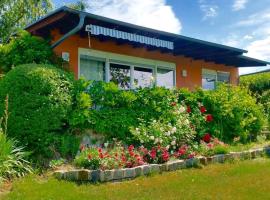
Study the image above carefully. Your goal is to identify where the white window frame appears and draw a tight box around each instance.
[78,48,176,88]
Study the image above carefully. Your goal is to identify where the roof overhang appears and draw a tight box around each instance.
[25,6,270,68]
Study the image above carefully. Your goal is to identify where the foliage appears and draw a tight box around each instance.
[241,73,270,124]
[0,64,75,159]
[0,0,52,43]
[66,0,89,11]
[68,78,92,129]
[49,158,66,169]
[179,84,265,143]
[0,31,62,72]
[139,146,170,164]
[74,144,145,170]
[202,84,265,143]
[130,114,195,150]
[199,138,229,156]
[0,96,32,182]
[87,81,180,142]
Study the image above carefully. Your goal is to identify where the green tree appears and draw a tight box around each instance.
[0,0,52,43]
[67,0,88,11]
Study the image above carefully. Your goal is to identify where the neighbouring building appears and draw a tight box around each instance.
[26,6,269,90]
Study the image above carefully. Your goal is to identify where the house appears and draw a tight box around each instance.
[25,6,269,90]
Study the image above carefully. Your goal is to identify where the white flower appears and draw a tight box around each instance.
[135,128,139,131]
[179,106,185,113]
[153,120,157,123]
[184,119,189,125]
[104,142,109,148]
[154,138,159,144]
[150,136,155,140]
[166,145,170,150]
[171,140,176,146]
[160,139,163,144]
[165,131,171,136]
[171,127,177,133]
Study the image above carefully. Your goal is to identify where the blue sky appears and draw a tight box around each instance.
[53,0,270,74]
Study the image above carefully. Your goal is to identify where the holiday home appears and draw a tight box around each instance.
[26,6,269,90]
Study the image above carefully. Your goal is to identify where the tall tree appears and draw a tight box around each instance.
[0,0,52,43]
[67,0,89,11]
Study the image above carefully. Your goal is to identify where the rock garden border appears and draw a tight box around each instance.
[54,146,270,183]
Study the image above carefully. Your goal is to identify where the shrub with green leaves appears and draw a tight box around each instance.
[0,64,75,159]
[202,84,264,142]
[241,73,270,123]
[0,31,62,72]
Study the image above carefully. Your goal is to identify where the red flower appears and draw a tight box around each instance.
[87,154,92,160]
[150,148,157,159]
[171,102,177,106]
[98,147,102,153]
[200,106,206,113]
[187,106,191,113]
[99,152,104,159]
[188,153,195,159]
[203,133,211,143]
[162,150,170,162]
[129,151,135,157]
[80,144,85,152]
[206,114,213,122]
[128,145,134,152]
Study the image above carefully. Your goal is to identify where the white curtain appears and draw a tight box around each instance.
[80,57,105,81]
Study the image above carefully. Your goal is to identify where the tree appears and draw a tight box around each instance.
[67,0,89,11]
[0,30,62,72]
[0,0,52,43]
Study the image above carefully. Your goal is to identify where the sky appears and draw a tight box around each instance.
[53,0,270,75]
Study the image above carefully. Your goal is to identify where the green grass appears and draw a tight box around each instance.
[2,158,270,200]
[227,141,270,152]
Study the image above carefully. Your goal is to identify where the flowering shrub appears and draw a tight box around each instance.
[139,146,170,164]
[199,138,229,156]
[174,145,196,159]
[130,106,195,150]
[74,145,145,170]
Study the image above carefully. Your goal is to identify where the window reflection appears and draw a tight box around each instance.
[110,63,131,89]
[156,68,174,88]
[134,67,153,88]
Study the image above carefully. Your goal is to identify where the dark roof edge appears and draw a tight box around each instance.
[25,6,247,54]
[238,55,270,65]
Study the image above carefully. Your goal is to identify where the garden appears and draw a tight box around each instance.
[0,31,270,197]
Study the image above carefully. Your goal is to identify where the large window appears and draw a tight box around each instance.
[79,49,176,89]
[157,68,175,88]
[202,69,230,90]
[80,55,105,81]
[134,67,153,88]
[110,63,131,89]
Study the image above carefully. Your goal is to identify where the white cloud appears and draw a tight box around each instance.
[85,0,182,34]
[246,36,270,60]
[232,0,248,11]
[243,35,253,40]
[200,4,218,20]
[235,9,270,27]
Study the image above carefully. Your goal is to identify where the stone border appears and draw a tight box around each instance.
[54,146,270,183]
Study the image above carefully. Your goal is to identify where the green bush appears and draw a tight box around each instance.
[87,82,179,142]
[0,64,75,159]
[202,84,264,142]
[241,73,270,123]
[0,31,62,72]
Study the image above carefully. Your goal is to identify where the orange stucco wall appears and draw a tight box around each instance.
[51,29,239,90]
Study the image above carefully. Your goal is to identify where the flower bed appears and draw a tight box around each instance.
[54,146,270,183]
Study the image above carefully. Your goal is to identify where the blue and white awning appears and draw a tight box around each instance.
[85,24,174,50]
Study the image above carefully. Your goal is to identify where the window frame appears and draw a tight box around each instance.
[202,68,231,90]
[78,48,176,89]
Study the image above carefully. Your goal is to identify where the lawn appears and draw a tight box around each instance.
[1,158,270,200]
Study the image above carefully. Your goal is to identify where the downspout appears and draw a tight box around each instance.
[51,12,86,49]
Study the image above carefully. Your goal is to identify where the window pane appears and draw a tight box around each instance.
[217,72,230,83]
[80,56,105,81]
[110,63,131,89]
[157,68,174,88]
[134,67,153,88]
[202,70,216,90]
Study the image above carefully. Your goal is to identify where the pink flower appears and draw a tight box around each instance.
[128,145,134,152]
